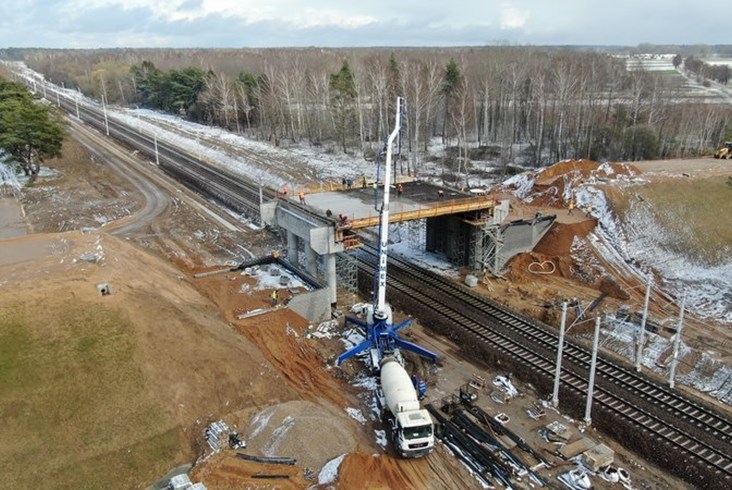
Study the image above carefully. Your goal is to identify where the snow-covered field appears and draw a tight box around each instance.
[0,160,21,195]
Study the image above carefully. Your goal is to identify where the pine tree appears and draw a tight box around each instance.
[0,79,64,183]
[442,58,462,145]
[329,61,357,153]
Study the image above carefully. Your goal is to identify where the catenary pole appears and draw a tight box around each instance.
[102,95,110,136]
[584,316,601,425]
[636,275,652,372]
[669,294,686,389]
[154,133,160,166]
[552,301,568,407]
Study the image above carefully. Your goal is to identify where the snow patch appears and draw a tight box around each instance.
[249,407,275,439]
[345,407,367,424]
[263,415,295,456]
[374,430,387,449]
[318,454,346,485]
[0,160,22,194]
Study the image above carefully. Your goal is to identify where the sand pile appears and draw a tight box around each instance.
[244,400,358,471]
[504,159,639,208]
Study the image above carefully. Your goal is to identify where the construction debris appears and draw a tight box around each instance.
[557,468,592,489]
[493,375,519,398]
[581,443,614,472]
[526,402,546,420]
[544,421,571,443]
[168,474,207,490]
[235,453,296,465]
[204,420,230,452]
[169,474,192,490]
[228,432,246,450]
[559,438,597,459]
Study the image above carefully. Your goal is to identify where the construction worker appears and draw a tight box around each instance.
[361,176,367,188]
[271,289,279,307]
[437,189,445,200]
[397,183,404,197]
[298,191,306,204]
[585,204,593,217]
[568,201,575,215]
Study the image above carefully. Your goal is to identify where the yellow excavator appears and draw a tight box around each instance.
[714,141,732,159]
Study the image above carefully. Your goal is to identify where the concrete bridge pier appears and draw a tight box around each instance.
[287,230,299,267]
[325,253,337,305]
[305,245,318,277]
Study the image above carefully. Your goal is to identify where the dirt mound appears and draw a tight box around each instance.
[244,400,359,471]
[598,275,631,300]
[534,220,597,256]
[190,451,307,489]
[506,252,569,283]
[522,160,640,207]
[337,451,445,489]
[506,252,629,301]
[536,159,638,185]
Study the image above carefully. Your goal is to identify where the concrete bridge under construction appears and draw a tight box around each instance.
[261,180,555,306]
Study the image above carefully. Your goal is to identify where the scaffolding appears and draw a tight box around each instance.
[466,200,510,277]
[453,228,466,266]
[480,224,504,277]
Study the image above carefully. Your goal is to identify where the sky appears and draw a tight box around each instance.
[0,0,727,49]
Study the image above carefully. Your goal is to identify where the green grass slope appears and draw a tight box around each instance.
[0,301,179,489]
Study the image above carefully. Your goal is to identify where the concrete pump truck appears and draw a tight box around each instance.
[336,97,438,458]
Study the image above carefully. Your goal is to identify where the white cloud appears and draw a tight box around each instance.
[1,0,729,48]
[295,10,378,29]
[499,4,529,30]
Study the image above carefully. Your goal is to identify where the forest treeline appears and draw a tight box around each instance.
[8,47,732,177]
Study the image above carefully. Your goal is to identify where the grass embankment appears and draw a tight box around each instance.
[0,301,179,489]
[635,176,732,265]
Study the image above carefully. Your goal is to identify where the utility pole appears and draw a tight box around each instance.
[669,294,686,389]
[102,95,110,136]
[636,275,652,372]
[584,316,601,426]
[552,301,568,408]
[259,182,264,226]
[154,134,160,166]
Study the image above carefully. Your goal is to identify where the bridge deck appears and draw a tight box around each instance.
[298,181,495,230]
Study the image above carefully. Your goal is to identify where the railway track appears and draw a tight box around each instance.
[357,245,732,487]
[27,75,732,486]
[36,82,271,217]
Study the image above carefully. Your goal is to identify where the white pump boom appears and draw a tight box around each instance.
[375,96,404,317]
